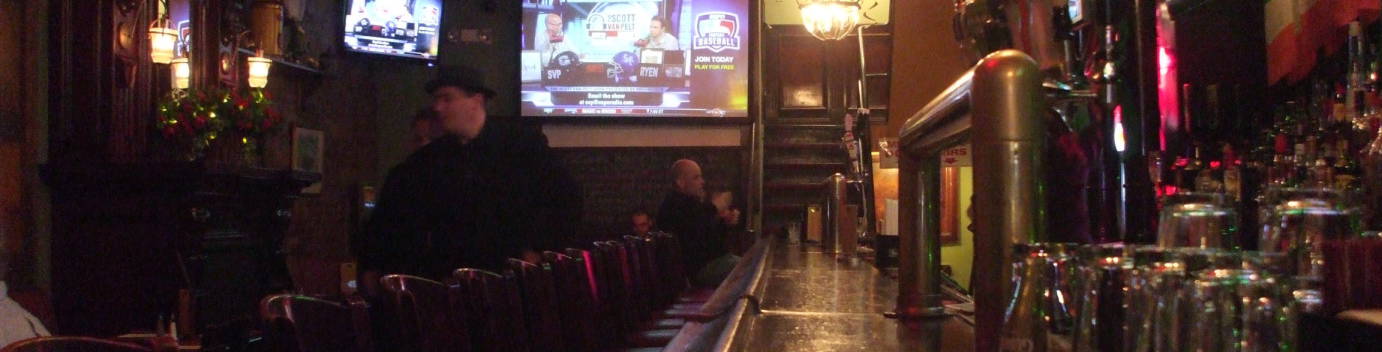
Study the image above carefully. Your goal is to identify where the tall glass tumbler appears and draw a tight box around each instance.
[1259,189,1363,276]
[1173,249,1241,352]
[1071,244,1129,352]
[1237,269,1295,352]
[1157,192,1239,249]
[1258,188,1363,313]
[1182,268,1241,352]
[1123,246,1186,352]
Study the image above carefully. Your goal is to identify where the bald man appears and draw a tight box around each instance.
[657,159,738,287]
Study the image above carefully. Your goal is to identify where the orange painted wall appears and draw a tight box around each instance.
[872,0,971,142]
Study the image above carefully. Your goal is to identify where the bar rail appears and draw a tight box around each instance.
[895,49,1046,352]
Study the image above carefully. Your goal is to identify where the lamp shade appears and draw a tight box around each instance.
[246,56,272,88]
[799,0,861,41]
[149,27,178,64]
[171,57,190,89]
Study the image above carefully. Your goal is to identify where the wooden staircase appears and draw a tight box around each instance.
[761,124,851,234]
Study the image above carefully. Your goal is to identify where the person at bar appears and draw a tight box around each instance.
[631,209,656,238]
[360,66,582,286]
[0,248,48,346]
[657,159,739,287]
[406,107,443,153]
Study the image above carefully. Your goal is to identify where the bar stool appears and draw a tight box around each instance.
[625,236,664,308]
[452,268,529,352]
[508,258,565,351]
[588,242,631,342]
[0,337,152,352]
[544,251,599,352]
[260,294,374,352]
[379,274,470,352]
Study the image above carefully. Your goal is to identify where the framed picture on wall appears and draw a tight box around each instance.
[292,127,324,194]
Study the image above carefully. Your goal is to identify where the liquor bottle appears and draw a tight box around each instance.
[1335,137,1359,190]
[1269,106,1295,186]
[1276,152,1294,187]
[1292,136,1313,187]
[1348,22,1368,126]
[1312,154,1334,188]
[1223,143,1243,202]
[1184,145,1205,191]
[1363,121,1382,228]
[1194,146,1221,192]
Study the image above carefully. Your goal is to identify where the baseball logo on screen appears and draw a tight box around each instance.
[693,12,741,53]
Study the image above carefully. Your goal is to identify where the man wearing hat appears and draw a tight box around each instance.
[360,66,582,283]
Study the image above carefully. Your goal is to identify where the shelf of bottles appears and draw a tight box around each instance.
[1157,21,1382,237]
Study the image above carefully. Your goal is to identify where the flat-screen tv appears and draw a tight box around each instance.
[520,0,750,118]
[344,0,442,60]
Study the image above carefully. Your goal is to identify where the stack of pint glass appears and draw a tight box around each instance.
[1000,188,1364,352]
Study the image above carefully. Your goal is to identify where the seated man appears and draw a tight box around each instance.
[657,159,739,287]
[630,209,655,238]
[0,249,48,346]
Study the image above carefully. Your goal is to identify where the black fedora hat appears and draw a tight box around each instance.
[425,65,497,99]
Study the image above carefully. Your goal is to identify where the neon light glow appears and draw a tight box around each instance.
[1113,105,1127,153]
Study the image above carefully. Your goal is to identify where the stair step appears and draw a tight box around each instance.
[765,142,842,149]
[764,204,805,212]
[766,123,844,130]
[764,182,825,191]
[765,162,848,170]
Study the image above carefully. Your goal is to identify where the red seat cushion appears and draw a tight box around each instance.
[675,288,715,303]
[655,307,705,319]
[624,328,679,347]
[616,348,666,352]
[668,302,702,311]
[642,318,686,330]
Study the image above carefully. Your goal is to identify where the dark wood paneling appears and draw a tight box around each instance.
[776,35,828,109]
[43,0,364,339]
[764,26,891,123]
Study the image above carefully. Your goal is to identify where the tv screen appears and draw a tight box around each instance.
[521,0,750,118]
[344,0,442,60]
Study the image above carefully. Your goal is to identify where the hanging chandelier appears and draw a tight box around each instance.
[799,0,861,41]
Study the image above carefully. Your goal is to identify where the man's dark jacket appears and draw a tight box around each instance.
[360,120,581,278]
[657,190,727,279]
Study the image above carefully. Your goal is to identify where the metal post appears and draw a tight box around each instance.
[893,50,1045,352]
[824,173,848,254]
[969,50,1045,352]
[893,65,974,321]
[852,25,878,242]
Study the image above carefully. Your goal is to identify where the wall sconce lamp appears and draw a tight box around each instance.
[149,26,178,64]
[798,0,861,41]
[148,0,177,64]
[246,53,272,88]
[171,57,191,89]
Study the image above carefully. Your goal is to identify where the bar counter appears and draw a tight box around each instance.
[670,237,975,352]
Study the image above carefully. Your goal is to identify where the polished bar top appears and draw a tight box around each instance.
[724,240,975,351]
